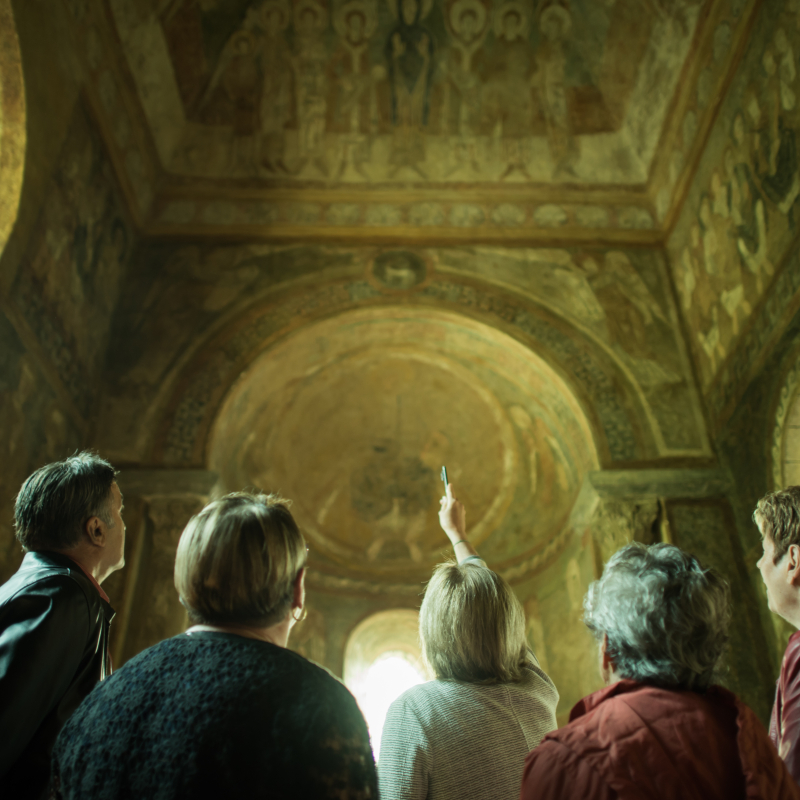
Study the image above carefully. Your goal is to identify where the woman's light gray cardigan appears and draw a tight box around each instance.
[377,659,559,800]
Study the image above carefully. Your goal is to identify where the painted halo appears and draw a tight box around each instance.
[261,0,291,32]
[493,0,529,40]
[449,0,488,41]
[334,0,378,41]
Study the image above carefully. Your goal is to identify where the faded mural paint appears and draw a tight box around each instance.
[0,101,131,579]
[0,311,81,582]
[668,0,800,393]
[96,242,706,472]
[11,104,132,416]
[116,0,702,184]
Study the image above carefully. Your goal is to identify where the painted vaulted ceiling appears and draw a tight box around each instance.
[64,0,752,244]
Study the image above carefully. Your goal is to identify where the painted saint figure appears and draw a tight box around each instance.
[751,48,800,216]
[223,32,262,171]
[732,103,775,293]
[385,0,435,178]
[260,1,294,174]
[291,0,331,176]
[440,0,490,176]
[196,1,296,175]
[328,0,385,179]
[534,2,579,178]
[481,2,534,180]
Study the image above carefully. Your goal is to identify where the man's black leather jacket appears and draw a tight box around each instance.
[0,551,115,800]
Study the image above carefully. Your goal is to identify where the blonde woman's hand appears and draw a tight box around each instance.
[439,483,466,544]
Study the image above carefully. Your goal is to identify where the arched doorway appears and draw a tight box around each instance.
[343,609,432,759]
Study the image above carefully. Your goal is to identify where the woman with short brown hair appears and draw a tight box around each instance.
[52,492,378,800]
[377,485,558,800]
[174,492,307,628]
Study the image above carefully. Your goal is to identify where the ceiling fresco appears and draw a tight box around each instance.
[667,0,800,422]
[56,0,758,241]
[155,0,690,184]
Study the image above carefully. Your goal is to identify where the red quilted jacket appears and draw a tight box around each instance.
[521,680,799,800]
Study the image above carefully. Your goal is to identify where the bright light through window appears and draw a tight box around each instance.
[343,609,432,762]
[360,651,427,761]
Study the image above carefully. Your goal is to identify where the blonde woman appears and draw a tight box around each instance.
[378,484,558,800]
[52,493,378,800]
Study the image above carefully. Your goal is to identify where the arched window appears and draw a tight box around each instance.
[343,609,432,760]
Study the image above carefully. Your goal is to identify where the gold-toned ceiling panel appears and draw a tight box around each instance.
[140,0,698,184]
[55,0,761,242]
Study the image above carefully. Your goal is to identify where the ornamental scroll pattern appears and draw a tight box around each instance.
[159,278,647,466]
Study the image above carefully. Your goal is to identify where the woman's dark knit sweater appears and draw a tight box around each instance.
[52,631,377,799]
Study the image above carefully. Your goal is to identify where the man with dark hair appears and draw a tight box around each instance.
[0,452,125,799]
[756,486,800,785]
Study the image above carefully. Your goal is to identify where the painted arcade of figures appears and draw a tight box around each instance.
[672,0,800,388]
[3,454,800,800]
[160,0,701,181]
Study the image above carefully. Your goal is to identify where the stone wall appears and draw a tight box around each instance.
[662,0,800,717]
[717,308,800,672]
[0,2,133,580]
[0,309,82,582]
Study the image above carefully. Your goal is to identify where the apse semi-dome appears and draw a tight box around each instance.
[209,305,599,589]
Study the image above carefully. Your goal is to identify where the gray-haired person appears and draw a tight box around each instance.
[0,453,125,800]
[520,543,800,800]
[378,484,559,800]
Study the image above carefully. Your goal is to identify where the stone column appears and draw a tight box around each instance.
[567,467,772,722]
[112,469,217,664]
[568,468,729,570]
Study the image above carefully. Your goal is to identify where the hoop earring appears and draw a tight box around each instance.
[292,606,307,622]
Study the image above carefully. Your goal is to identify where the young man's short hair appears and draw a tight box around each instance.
[754,486,800,563]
